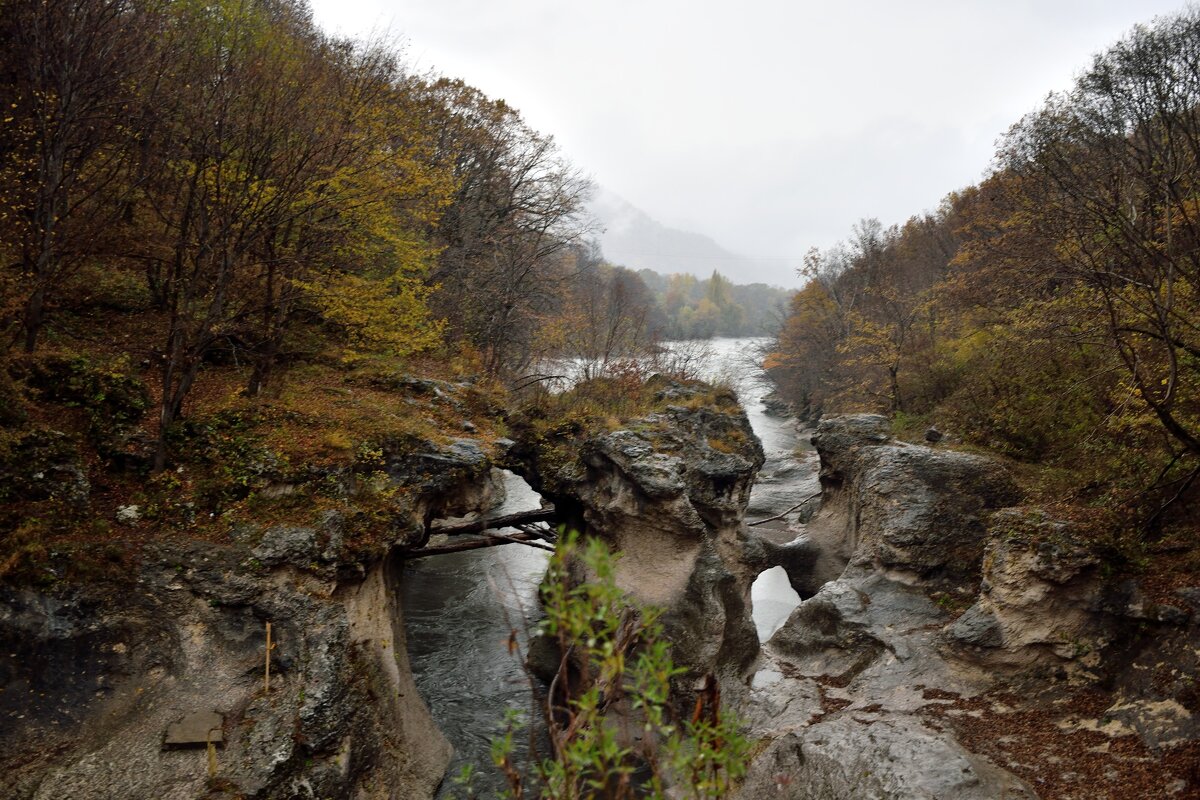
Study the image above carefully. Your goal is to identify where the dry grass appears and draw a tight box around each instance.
[0,302,509,584]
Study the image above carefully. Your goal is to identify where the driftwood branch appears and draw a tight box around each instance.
[512,373,568,392]
[747,492,821,527]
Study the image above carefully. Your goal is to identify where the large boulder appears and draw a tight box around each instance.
[948,508,1109,669]
[807,415,1019,589]
[512,379,765,682]
[946,507,1191,684]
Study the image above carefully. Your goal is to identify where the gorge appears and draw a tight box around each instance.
[4,339,1196,798]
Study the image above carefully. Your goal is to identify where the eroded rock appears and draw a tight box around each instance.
[808,414,1018,589]
[740,416,1032,798]
[512,379,765,683]
[0,430,512,800]
[0,546,451,800]
[948,508,1113,671]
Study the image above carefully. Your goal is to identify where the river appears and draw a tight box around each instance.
[400,337,812,797]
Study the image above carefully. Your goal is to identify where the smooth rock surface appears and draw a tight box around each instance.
[739,416,1032,799]
[737,715,1036,800]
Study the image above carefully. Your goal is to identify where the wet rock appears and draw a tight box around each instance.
[809,414,1018,587]
[380,436,500,540]
[742,667,822,736]
[947,508,1113,671]
[513,379,765,683]
[0,547,450,800]
[761,390,793,417]
[810,413,891,480]
[739,415,1033,798]
[769,583,887,684]
[768,572,985,706]
[736,714,1035,799]
[949,603,1004,648]
[744,572,1033,798]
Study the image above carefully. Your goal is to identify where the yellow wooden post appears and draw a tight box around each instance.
[206,730,218,778]
[265,621,272,693]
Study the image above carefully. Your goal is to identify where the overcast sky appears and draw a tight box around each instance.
[307,0,1189,286]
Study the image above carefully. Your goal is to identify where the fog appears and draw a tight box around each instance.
[307,0,1190,285]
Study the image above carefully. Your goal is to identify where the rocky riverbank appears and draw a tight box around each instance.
[0,408,506,799]
[736,415,1200,799]
[4,371,1196,799]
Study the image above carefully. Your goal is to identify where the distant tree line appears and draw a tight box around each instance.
[536,255,792,370]
[768,9,1200,534]
[634,269,792,340]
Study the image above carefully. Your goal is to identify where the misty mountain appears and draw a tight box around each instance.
[589,188,795,287]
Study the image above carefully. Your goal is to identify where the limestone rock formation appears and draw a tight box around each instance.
[741,416,1034,798]
[948,508,1114,670]
[512,379,765,682]
[739,412,1200,796]
[0,431,505,800]
[807,413,1019,590]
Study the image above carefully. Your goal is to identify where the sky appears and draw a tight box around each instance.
[306,0,1190,286]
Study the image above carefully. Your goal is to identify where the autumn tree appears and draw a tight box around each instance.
[765,280,844,418]
[0,0,156,351]
[547,252,660,375]
[413,78,593,377]
[128,0,449,469]
[1001,9,1200,511]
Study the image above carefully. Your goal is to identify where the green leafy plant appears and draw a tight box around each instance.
[479,533,749,800]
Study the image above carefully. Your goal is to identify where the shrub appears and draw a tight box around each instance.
[465,533,750,800]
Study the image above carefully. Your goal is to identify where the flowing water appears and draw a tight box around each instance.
[401,337,813,796]
[401,471,549,798]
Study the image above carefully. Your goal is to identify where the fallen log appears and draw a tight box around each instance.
[402,529,554,558]
[747,492,821,527]
[515,522,557,542]
[429,506,557,536]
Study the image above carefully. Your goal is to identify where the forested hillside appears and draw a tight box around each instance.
[0,0,635,574]
[0,0,642,454]
[768,10,1200,546]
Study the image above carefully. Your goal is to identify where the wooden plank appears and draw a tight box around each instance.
[163,711,224,748]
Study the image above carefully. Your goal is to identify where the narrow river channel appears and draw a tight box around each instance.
[400,337,813,797]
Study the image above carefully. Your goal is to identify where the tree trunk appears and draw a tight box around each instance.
[21,282,45,353]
